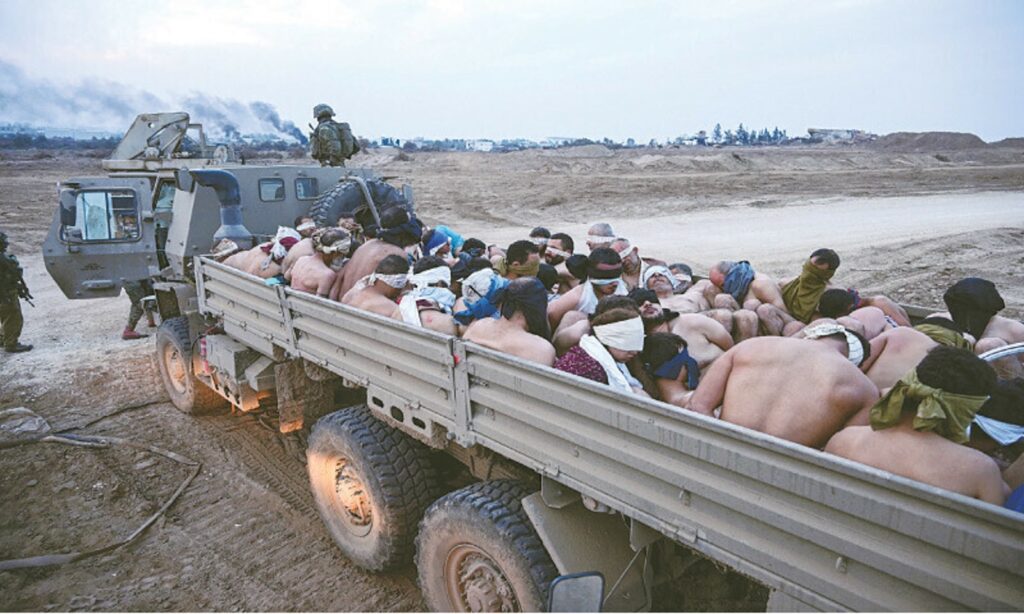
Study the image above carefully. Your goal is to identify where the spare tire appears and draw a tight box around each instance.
[308,179,410,228]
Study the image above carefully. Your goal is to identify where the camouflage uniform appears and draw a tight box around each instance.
[310,104,359,167]
[124,279,154,331]
[0,233,30,351]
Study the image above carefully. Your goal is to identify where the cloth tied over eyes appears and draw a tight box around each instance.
[531,237,548,246]
[578,334,643,395]
[869,368,989,444]
[592,317,645,352]
[493,256,540,279]
[312,228,351,255]
[454,270,509,325]
[261,227,302,262]
[296,221,317,234]
[652,348,700,390]
[368,271,410,289]
[641,265,680,291]
[411,265,451,289]
[424,230,451,256]
[398,287,458,326]
[587,234,615,246]
[913,322,974,351]
[943,278,1004,338]
[802,323,865,366]
[722,261,755,302]
[782,259,836,323]
[545,246,571,261]
[971,414,1024,447]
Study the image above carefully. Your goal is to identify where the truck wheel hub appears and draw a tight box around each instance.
[163,344,188,394]
[334,461,372,533]
[446,545,518,612]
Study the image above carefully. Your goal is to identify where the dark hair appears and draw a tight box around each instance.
[593,296,639,318]
[587,247,623,280]
[413,255,449,275]
[537,263,557,291]
[294,215,312,227]
[507,239,540,265]
[379,206,409,228]
[978,378,1024,426]
[550,232,574,253]
[376,254,410,276]
[818,288,857,318]
[810,248,840,270]
[916,345,997,397]
[462,237,486,256]
[591,307,640,328]
[565,254,589,281]
[499,277,551,339]
[529,227,551,239]
[668,262,692,277]
[627,288,659,307]
[642,332,687,371]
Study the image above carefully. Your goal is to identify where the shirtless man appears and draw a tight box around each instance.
[341,254,409,317]
[641,332,700,408]
[463,277,557,367]
[280,216,318,278]
[825,346,1007,506]
[330,207,420,300]
[610,238,644,290]
[687,326,879,448]
[644,265,757,343]
[545,232,578,294]
[816,288,911,338]
[585,222,616,253]
[496,240,541,280]
[757,249,840,337]
[547,248,627,332]
[930,278,1024,378]
[394,256,458,336]
[707,260,788,313]
[860,327,938,392]
[629,288,733,371]
[222,226,302,279]
[289,228,351,298]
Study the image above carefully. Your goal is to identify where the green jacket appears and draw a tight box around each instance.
[0,252,25,302]
[781,260,835,323]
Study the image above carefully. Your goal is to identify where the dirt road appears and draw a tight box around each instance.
[1,146,1022,611]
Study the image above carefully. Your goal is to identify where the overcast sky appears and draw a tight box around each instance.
[1,0,1022,141]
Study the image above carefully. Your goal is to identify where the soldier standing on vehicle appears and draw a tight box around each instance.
[0,231,33,353]
[309,104,360,167]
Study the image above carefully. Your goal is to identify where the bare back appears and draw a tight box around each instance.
[668,313,732,370]
[330,239,405,301]
[342,286,400,318]
[464,318,556,366]
[864,327,937,391]
[825,424,1009,505]
[289,254,337,297]
[281,238,314,279]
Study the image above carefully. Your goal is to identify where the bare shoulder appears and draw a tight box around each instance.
[824,425,869,455]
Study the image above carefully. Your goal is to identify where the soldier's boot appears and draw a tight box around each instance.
[121,327,148,340]
[3,343,32,353]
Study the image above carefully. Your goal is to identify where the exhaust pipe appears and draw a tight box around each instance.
[190,169,253,249]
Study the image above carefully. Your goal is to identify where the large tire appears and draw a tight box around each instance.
[154,317,226,415]
[308,179,409,227]
[416,480,558,612]
[307,406,439,571]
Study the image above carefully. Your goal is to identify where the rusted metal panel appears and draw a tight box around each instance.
[460,342,1024,611]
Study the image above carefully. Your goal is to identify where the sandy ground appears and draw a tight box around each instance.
[1,144,1022,611]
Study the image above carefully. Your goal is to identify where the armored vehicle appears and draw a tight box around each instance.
[42,115,1024,612]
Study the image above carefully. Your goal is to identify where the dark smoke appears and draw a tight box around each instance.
[250,101,308,145]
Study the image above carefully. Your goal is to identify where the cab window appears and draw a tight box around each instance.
[154,181,175,212]
[259,178,286,201]
[63,189,141,242]
[295,177,319,200]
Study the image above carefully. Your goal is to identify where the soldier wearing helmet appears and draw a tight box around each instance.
[0,230,33,353]
[309,104,360,167]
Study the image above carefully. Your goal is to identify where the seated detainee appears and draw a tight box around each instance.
[642,332,700,408]
[552,295,639,355]
[757,248,841,336]
[463,277,557,366]
[815,288,913,339]
[544,233,578,294]
[687,323,878,448]
[494,239,541,280]
[825,346,1009,506]
[422,228,454,260]
[967,378,1024,460]
[394,256,458,336]
[342,254,409,317]
[932,278,1024,378]
[707,260,789,313]
[554,307,649,397]
[280,216,319,278]
[289,229,351,298]
[648,266,757,343]
[453,267,509,330]
[609,238,647,290]
[547,248,628,332]
[585,222,616,252]
[914,316,975,351]
[537,263,560,302]
[222,226,303,279]
[667,263,694,294]
[860,327,939,393]
[330,206,421,300]
[629,288,733,371]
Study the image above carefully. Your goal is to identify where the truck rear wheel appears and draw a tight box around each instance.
[307,406,438,571]
[155,317,226,415]
[415,481,557,612]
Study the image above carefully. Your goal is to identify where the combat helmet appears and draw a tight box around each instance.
[313,104,335,120]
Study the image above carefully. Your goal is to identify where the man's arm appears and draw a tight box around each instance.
[860,331,890,373]
[547,288,579,330]
[975,457,1011,506]
[702,318,734,351]
[686,347,736,416]
[864,295,911,327]
[316,270,337,298]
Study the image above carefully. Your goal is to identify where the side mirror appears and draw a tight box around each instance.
[548,572,604,612]
[59,190,77,227]
[175,167,194,192]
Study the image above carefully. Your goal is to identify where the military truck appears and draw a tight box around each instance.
[43,117,1024,612]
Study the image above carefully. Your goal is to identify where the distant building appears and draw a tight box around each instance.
[467,139,494,152]
[807,128,876,144]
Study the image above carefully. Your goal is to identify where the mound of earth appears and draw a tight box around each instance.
[544,143,614,158]
[989,137,1024,148]
[871,131,987,151]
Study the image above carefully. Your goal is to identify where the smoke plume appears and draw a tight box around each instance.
[0,59,308,144]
